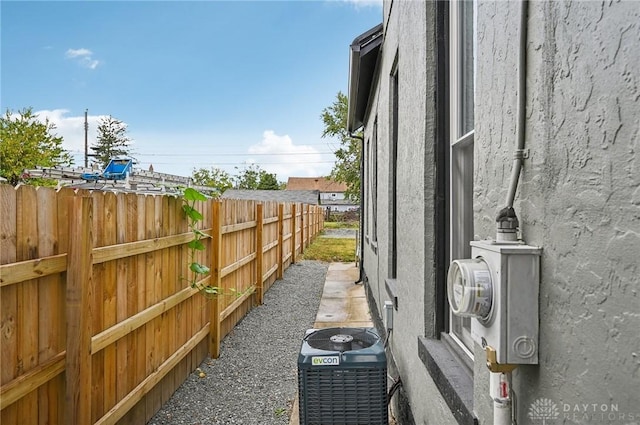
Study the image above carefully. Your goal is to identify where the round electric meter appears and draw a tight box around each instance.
[447,258,493,320]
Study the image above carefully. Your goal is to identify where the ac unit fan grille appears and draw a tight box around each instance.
[305,327,379,351]
[298,367,388,425]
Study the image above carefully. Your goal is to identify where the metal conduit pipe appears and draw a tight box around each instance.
[492,2,528,424]
[496,0,528,243]
[506,0,529,209]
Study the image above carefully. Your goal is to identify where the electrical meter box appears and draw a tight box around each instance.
[447,240,542,365]
[470,240,541,364]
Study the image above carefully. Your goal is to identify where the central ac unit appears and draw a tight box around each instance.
[297,327,388,425]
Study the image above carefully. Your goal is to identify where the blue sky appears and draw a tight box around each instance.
[1,0,382,181]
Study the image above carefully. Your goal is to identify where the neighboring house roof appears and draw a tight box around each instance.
[347,23,383,133]
[286,177,347,193]
[221,189,319,205]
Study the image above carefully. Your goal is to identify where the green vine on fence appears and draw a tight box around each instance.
[181,188,218,297]
[181,188,254,299]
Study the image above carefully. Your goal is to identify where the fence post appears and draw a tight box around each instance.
[277,203,284,279]
[65,196,93,425]
[255,203,263,304]
[209,200,222,358]
[291,203,296,264]
[309,205,313,241]
[313,206,317,239]
[300,204,304,255]
[306,204,310,248]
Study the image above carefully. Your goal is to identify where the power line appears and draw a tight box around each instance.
[135,160,337,166]
[68,150,336,157]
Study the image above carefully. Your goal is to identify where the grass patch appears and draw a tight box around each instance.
[323,221,359,229]
[300,237,356,262]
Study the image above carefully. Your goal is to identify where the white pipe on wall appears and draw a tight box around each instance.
[490,372,513,425]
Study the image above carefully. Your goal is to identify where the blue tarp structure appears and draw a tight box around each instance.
[82,157,133,182]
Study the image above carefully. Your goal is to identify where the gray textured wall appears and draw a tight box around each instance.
[475,1,640,424]
[362,0,639,424]
[361,1,460,424]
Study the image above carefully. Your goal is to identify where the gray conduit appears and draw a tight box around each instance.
[497,0,528,242]
[506,0,529,209]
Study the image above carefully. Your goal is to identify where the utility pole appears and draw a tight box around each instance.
[84,109,88,167]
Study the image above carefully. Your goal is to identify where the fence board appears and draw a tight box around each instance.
[36,187,63,424]
[0,184,18,425]
[65,196,93,425]
[90,193,105,423]
[256,204,263,304]
[277,204,284,279]
[102,192,118,415]
[130,194,147,424]
[209,200,222,358]
[175,194,190,389]
[16,185,39,423]
[144,195,161,419]
[164,195,177,404]
[115,193,128,405]
[291,203,296,263]
[0,184,324,423]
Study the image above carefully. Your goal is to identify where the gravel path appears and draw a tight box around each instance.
[149,260,328,425]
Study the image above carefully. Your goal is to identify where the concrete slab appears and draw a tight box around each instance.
[313,321,375,329]
[325,265,359,282]
[313,284,372,325]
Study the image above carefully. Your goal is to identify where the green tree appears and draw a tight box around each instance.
[0,108,72,186]
[191,166,233,194]
[234,164,280,190]
[91,115,133,168]
[256,171,279,190]
[321,91,361,202]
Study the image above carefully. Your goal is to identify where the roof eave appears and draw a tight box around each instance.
[347,23,383,133]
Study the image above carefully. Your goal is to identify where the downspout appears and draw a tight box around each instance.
[350,132,365,284]
[496,0,528,243]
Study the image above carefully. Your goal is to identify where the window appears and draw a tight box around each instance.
[449,0,476,355]
[389,64,399,278]
[371,118,378,245]
[365,138,370,242]
[419,3,478,423]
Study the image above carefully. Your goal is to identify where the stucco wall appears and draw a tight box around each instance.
[475,1,640,424]
[361,1,459,424]
[361,1,638,424]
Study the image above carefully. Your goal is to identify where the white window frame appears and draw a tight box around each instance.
[449,0,476,357]
[371,119,378,245]
[365,137,370,243]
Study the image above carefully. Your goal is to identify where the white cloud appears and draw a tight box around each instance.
[340,0,383,9]
[34,109,109,165]
[65,48,101,69]
[65,48,92,58]
[247,130,333,182]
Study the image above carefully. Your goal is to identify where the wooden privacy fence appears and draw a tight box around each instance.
[0,184,323,425]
